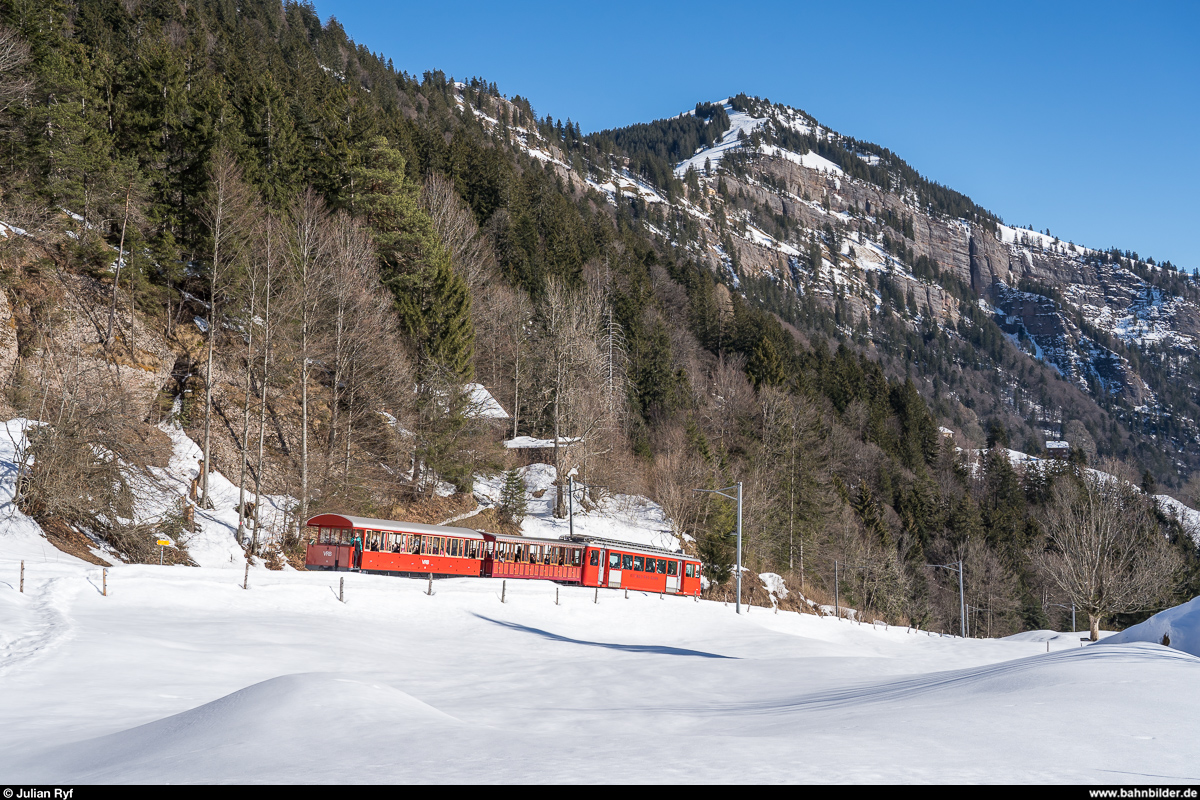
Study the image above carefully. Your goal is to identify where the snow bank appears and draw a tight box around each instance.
[1099,596,1200,657]
[473,464,681,551]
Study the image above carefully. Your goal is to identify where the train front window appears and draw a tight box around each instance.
[632,556,643,571]
[609,553,620,569]
[589,550,599,567]
[667,561,679,576]
[685,564,695,578]
[622,554,633,570]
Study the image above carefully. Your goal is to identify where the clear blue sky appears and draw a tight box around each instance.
[313,0,1199,267]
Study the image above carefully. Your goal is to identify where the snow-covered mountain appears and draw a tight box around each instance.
[457,89,1200,479]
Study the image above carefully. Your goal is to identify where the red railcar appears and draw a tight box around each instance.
[574,537,703,596]
[481,533,585,582]
[305,513,485,577]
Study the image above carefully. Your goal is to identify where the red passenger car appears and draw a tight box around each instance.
[575,537,703,596]
[305,513,485,577]
[481,533,585,582]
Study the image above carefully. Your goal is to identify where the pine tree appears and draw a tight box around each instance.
[498,468,527,525]
[352,135,474,380]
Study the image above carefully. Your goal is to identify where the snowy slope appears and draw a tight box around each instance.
[474,464,681,551]
[1,560,1198,783]
[1099,596,1200,657]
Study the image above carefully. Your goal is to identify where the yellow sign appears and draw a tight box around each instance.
[156,539,171,546]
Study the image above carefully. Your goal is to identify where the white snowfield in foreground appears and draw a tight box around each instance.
[1,552,1199,783]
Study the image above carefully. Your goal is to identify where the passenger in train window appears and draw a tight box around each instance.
[622,554,634,570]
[685,564,695,578]
[589,550,600,567]
[667,561,679,576]
[656,559,666,573]
[609,553,620,569]
[632,556,643,571]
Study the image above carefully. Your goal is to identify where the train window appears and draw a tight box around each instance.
[685,563,695,578]
[668,561,679,576]
[609,553,620,569]
[632,556,644,571]
[656,559,667,574]
[589,550,599,567]
[449,539,459,557]
[410,536,421,554]
[573,549,582,566]
[622,554,633,570]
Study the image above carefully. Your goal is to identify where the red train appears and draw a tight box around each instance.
[304,513,704,596]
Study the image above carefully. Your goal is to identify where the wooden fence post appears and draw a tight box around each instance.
[501,580,506,603]
[427,573,433,596]
[243,562,249,590]
[20,560,24,593]
[556,586,559,606]
[102,568,107,597]
[339,576,344,603]
[594,587,598,604]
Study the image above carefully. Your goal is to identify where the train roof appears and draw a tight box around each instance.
[482,532,585,547]
[306,513,485,540]
[568,536,701,561]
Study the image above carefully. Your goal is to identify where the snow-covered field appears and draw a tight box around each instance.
[2,421,1200,783]
[2,547,1199,783]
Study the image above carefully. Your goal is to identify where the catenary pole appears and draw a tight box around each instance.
[736,481,743,615]
[693,482,744,614]
[568,475,574,539]
[958,559,966,638]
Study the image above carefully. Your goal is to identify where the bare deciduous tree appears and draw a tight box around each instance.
[0,24,31,114]
[1039,460,1182,640]
[197,151,252,508]
[282,188,333,526]
[533,278,615,516]
[421,173,496,298]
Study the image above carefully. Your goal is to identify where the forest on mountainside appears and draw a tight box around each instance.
[0,0,1195,635]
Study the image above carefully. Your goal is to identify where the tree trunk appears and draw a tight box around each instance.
[106,179,133,346]
[236,286,255,546]
[299,313,309,525]
[253,222,272,551]
[201,233,218,509]
[1089,613,1100,642]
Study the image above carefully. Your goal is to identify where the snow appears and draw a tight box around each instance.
[5,420,1200,782]
[759,571,787,599]
[1100,596,1200,657]
[473,464,680,552]
[503,435,581,449]
[4,552,1200,783]
[0,220,27,238]
[759,144,843,175]
[464,383,509,420]
[673,105,765,178]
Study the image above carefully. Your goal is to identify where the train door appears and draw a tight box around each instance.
[666,559,681,593]
[595,548,605,586]
[607,551,621,588]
